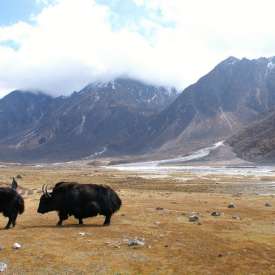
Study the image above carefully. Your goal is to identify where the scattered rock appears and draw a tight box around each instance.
[189,215,199,222]
[12,243,21,250]
[79,232,86,236]
[156,207,164,211]
[228,203,236,208]
[211,211,221,217]
[218,253,223,257]
[265,202,272,207]
[155,221,161,225]
[232,215,241,220]
[164,245,169,248]
[0,262,7,272]
[105,241,121,249]
[127,238,145,247]
[16,174,22,179]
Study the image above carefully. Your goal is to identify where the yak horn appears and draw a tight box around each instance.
[42,184,46,194]
[45,185,51,198]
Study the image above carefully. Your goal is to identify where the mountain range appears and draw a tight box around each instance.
[1,56,275,162]
[139,56,275,157]
[0,78,177,161]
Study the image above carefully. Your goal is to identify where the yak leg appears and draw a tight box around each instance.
[103,214,112,226]
[5,211,18,229]
[57,211,68,226]
[11,213,18,227]
[5,217,12,229]
[72,208,84,225]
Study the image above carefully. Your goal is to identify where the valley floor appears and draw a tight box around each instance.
[0,164,275,274]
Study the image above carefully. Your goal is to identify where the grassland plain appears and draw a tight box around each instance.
[0,164,274,274]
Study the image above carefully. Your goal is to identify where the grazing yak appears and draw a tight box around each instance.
[37,182,122,226]
[0,178,25,229]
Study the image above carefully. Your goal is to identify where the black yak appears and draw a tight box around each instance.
[0,178,25,229]
[37,182,122,226]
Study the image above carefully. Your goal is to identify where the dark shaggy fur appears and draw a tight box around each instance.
[37,182,122,226]
[0,178,25,229]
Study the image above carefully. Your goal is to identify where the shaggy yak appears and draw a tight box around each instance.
[37,182,122,226]
[0,178,25,229]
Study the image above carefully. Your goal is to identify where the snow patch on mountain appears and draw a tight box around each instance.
[84,147,107,159]
[112,141,225,171]
[75,115,86,135]
[267,60,275,71]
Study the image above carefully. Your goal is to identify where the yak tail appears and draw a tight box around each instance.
[17,196,25,214]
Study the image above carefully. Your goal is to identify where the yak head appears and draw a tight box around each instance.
[37,185,56,214]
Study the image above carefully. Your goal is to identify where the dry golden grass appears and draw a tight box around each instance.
[0,165,274,274]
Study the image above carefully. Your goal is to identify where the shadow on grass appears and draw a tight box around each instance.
[22,223,106,229]
[0,223,108,230]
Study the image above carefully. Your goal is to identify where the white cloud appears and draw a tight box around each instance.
[0,0,275,96]
[132,0,144,7]
[35,0,55,6]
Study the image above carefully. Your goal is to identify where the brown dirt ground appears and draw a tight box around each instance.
[0,165,275,274]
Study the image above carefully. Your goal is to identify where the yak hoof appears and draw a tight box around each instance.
[103,215,111,226]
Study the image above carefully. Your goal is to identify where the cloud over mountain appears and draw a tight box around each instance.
[0,0,275,97]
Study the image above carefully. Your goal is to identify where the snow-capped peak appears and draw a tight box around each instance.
[90,80,116,90]
[267,60,275,70]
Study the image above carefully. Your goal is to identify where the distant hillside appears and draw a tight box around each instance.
[227,109,275,162]
[0,78,177,162]
[139,56,275,156]
[1,56,275,162]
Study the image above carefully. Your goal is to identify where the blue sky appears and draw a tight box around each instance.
[1,0,143,25]
[0,0,173,38]
[0,0,275,97]
[0,0,165,52]
[0,0,45,25]
[0,0,47,49]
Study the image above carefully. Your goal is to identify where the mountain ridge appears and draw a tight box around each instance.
[137,55,275,157]
[0,77,178,162]
[1,56,275,162]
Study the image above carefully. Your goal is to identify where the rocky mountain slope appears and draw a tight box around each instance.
[0,91,54,142]
[0,78,177,161]
[1,56,275,162]
[141,56,275,156]
[227,108,275,162]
